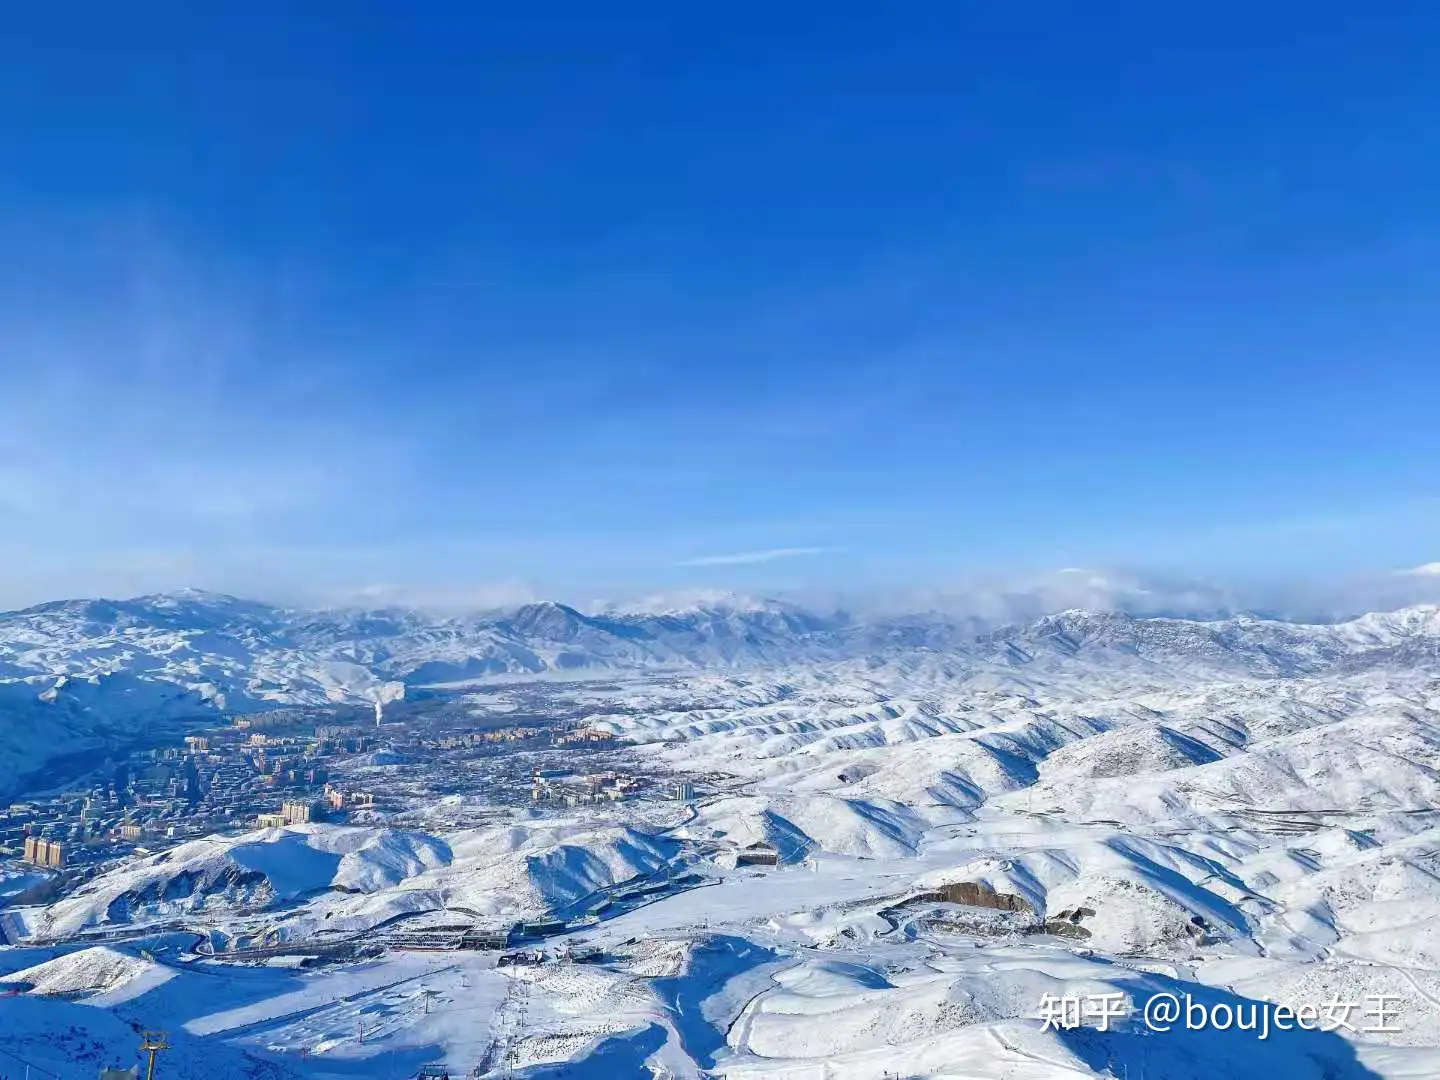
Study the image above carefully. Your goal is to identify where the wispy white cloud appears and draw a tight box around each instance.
[674,546,831,567]
[839,563,1440,624]
[1398,562,1440,577]
[328,581,540,612]
[0,237,427,587]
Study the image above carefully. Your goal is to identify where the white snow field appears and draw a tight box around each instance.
[6,592,1440,1077]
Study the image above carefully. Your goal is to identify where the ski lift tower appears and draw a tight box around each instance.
[138,1033,169,1080]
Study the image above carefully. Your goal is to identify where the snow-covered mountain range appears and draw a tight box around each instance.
[7,589,1440,1076]
[5,588,1440,797]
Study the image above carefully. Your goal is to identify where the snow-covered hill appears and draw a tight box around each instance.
[30,820,679,943]
[33,825,454,939]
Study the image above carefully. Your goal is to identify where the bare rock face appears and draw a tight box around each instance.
[914,880,1033,914]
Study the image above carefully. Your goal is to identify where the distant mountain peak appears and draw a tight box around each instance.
[136,587,247,606]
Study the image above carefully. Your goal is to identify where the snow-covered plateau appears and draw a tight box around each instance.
[4,590,1440,1078]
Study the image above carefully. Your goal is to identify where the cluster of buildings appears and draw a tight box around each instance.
[531,770,644,806]
[312,729,378,755]
[251,787,380,828]
[0,769,219,870]
[256,800,322,828]
[323,784,377,811]
[404,720,621,762]
[3,697,695,887]
[527,772,697,807]
[22,835,65,868]
[233,706,364,732]
[553,727,618,748]
[0,709,392,873]
[429,727,546,749]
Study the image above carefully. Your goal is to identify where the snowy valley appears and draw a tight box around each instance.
[3,591,1440,1078]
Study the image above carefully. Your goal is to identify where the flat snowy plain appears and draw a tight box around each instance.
[5,595,1440,1078]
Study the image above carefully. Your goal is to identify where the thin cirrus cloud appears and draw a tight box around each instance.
[674,547,831,567]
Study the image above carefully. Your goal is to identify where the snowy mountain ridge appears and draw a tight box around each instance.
[8,589,1440,673]
[4,589,1440,797]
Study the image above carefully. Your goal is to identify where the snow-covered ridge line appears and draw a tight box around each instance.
[3,589,1440,800]
[6,590,1440,715]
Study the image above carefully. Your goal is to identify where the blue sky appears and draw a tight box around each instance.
[2,3,1439,609]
